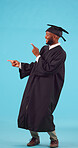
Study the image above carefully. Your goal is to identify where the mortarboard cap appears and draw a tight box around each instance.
[46,24,69,41]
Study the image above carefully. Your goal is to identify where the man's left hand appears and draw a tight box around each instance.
[31,43,40,57]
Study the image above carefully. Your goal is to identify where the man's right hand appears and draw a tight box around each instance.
[7,60,20,67]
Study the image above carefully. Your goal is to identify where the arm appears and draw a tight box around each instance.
[19,62,35,79]
[33,49,66,76]
[7,59,36,79]
[18,44,45,78]
[19,45,44,79]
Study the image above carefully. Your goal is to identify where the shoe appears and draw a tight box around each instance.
[50,139,59,147]
[27,137,40,146]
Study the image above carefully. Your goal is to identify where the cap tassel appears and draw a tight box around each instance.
[61,36,66,41]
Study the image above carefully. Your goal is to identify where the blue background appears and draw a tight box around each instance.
[0,0,78,147]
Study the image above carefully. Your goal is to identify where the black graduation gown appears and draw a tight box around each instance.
[17,45,66,132]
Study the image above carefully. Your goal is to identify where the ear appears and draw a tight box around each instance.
[53,34,56,40]
[54,35,59,40]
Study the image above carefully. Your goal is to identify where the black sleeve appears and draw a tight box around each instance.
[19,62,35,79]
[19,46,45,79]
[34,49,66,76]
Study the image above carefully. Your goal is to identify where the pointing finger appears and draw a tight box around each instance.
[30,43,35,48]
[7,60,14,63]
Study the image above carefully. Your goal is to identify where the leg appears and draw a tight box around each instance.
[48,130,59,147]
[47,130,58,141]
[27,131,40,146]
[30,130,39,138]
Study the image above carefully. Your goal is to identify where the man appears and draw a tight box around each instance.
[8,24,69,147]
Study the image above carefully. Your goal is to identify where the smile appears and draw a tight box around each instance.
[46,39,48,42]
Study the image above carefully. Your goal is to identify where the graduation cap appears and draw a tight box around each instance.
[46,24,69,41]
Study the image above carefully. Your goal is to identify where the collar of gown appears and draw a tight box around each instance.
[49,42,60,50]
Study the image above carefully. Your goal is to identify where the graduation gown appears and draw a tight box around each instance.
[17,45,66,132]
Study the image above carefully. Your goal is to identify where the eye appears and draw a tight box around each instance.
[46,34,49,37]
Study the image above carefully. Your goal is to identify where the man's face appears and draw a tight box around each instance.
[45,31,55,45]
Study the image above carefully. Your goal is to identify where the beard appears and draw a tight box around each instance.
[46,39,54,45]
